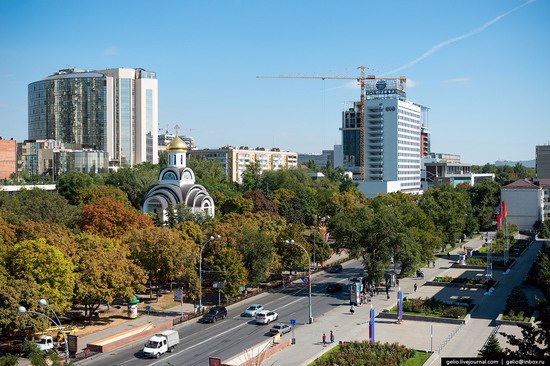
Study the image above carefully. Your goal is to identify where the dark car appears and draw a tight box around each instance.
[201,306,227,323]
[326,283,343,293]
[327,264,343,273]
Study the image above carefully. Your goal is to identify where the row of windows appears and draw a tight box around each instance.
[398,158,419,163]
[399,140,420,147]
[398,165,420,169]
[398,121,420,130]
[398,152,420,158]
[399,146,420,152]
[398,116,420,125]
[401,181,420,187]
[398,134,420,141]
[398,108,420,119]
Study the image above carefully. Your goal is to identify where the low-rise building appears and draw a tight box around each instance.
[421,152,494,190]
[501,178,550,231]
[0,139,16,180]
[188,146,298,183]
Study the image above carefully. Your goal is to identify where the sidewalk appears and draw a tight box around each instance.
[265,233,496,366]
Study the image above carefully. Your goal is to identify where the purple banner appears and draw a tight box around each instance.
[369,305,375,342]
[397,287,403,322]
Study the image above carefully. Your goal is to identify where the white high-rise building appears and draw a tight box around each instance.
[29,67,158,167]
[339,78,426,197]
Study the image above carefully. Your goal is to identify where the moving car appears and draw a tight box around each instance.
[327,264,343,273]
[255,310,278,324]
[201,306,227,323]
[269,323,292,335]
[326,283,343,293]
[242,304,264,317]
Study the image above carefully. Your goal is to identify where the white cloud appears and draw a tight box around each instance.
[103,46,119,56]
[382,0,535,76]
[445,77,471,84]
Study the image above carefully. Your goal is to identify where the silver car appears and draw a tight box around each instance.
[269,323,292,335]
[255,310,278,324]
[242,304,264,317]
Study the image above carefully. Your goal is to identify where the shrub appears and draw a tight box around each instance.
[443,306,467,318]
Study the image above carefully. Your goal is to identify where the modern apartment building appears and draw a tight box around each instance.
[28,67,158,167]
[188,146,298,183]
[536,144,550,179]
[339,79,427,197]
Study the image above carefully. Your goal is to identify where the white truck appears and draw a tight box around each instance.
[142,330,180,359]
[35,335,55,352]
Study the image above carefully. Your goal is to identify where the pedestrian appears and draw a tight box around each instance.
[414,283,417,292]
[350,304,355,314]
[396,279,400,286]
[433,260,436,268]
[330,330,335,343]
[447,252,450,259]
[322,333,326,345]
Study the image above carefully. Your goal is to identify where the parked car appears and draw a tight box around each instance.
[326,283,343,293]
[242,304,264,317]
[255,310,278,324]
[269,323,292,335]
[201,306,227,323]
[327,264,343,273]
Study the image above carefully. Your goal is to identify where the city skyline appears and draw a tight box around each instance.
[1,0,549,165]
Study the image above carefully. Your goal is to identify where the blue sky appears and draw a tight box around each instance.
[1,0,548,165]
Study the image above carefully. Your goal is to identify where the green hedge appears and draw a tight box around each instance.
[310,341,416,366]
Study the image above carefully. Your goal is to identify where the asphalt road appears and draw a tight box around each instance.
[77,260,364,366]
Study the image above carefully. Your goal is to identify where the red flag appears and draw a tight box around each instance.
[497,213,501,231]
[501,201,507,218]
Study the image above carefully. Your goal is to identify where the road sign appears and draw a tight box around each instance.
[145,305,151,312]
[290,319,296,326]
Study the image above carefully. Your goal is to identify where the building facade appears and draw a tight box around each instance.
[298,150,334,169]
[188,146,298,183]
[0,139,16,180]
[421,152,494,189]
[340,81,426,198]
[17,139,108,180]
[501,178,550,231]
[536,144,550,179]
[28,67,158,167]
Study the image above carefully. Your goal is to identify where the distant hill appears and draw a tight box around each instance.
[494,159,535,168]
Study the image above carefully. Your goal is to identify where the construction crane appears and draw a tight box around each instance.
[257,66,406,180]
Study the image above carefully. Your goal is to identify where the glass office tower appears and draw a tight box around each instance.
[28,67,158,167]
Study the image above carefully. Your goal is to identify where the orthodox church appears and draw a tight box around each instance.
[142,135,215,219]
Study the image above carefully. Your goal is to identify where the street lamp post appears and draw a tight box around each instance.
[199,235,221,312]
[285,239,313,324]
[18,299,69,364]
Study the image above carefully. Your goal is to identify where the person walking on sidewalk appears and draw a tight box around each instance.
[414,283,417,292]
[322,333,327,346]
[433,260,436,268]
[330,330,334,343]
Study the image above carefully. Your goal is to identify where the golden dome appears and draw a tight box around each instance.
[166,135,188,151]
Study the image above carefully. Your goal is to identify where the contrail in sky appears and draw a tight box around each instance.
[382,0,536,76]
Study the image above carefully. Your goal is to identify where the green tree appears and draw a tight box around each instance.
[104,163,160,209]
[75,185,131,207]
[187,157,236,196]
[124,226,198,300]
[478,334,504,358]
[7,239,75,315]
[0,189,78,228]
[240,161,263,193]
[469,180,500,231]
[56,171,97,205]
[74,234,147,318]
[504,286,531,315]
[204,242,248,299]
[219,195,254,216]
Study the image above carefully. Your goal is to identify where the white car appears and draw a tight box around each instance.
[242,304,264,317]
[255,310,279,324]
[269,323,292,335]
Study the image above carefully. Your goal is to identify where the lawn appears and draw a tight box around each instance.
[309,341,424,366]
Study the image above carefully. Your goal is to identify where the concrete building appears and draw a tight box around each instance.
[340,79,427,197]
[298,150,334,169]
[421,152,494,190]
[143,136,215,219]
[17,139,108,180]
[188,146,298,183]
[28,67,158,168]
[0,139,16,180]
[501,178,550,231]
[158,133,196,151]
[536,144,550,179]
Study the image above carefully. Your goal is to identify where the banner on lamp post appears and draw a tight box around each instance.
[369,304,375,342]
[397,287,403,323]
